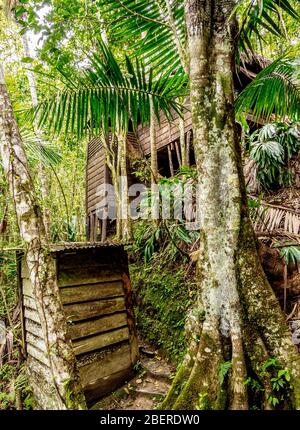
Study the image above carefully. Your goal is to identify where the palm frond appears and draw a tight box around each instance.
[101,0,298,72]
[21,129,62,166]
[235,56,300,122]
[280,246,300,264]
[31,39,187,138]
[245,122,300,190]
[100,0,186,74]
[235,0,300,55]
[252,201,300,236]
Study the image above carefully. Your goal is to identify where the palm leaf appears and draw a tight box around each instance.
[235,0,300,55]
[99,0,186,74]
[280,246,300,265]
[252,199,300,236]
[21,129,62,166]
[30,39,187,138]
[235,56,300,122]
[101,0,298,72]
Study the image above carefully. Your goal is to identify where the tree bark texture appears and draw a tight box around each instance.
[0,64,86,410]
[118,130,132,241]
[21,25,51,239]
[162,0,300,410]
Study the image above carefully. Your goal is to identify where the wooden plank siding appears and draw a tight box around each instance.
[20,245,138,407]
[86,109,193,228]
[136,108,192,156]
[60,281,124,304]
[69,313,128,340]
[79,343,133,403]
[64,297,126,322]
[86,132,139,221]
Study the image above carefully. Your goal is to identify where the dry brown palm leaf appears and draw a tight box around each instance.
[292,214,300,234]
[252,200,300,237]
[244,158,260,194]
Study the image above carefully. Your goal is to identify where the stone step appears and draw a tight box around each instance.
[143,365,173,382]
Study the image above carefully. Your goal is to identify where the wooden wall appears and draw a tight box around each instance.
[137,105,192,156]
[86,136,106,216]
[20,245,138,408]
[86,133,140,241]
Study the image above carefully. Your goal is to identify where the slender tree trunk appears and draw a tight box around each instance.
[0,64,86,410]
[178,101,187,167]
[21,28,51,239]
[150,96,158,185]
[118,130,132,241]
[101,133,121,240]
[162,0,300,410]
[150,97,159,222]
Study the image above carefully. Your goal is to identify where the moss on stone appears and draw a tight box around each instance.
[130,260,197,363]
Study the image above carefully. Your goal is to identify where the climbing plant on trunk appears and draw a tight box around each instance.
[0,63,86,410]
[162,0,300,410]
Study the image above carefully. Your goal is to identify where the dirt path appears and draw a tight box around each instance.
[92,339,175,410]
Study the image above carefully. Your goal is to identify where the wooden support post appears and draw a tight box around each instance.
[89,214,94,242]
[93,214,97,242]
[175,141,182,167]
[186,130,191,167]
[167,144,174,177]
[101,210,107,242]
[85,216,90,243]
[99,157,109,242]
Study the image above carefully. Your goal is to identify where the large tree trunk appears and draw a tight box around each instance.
[0,64,86,410]
[162,0,300,410]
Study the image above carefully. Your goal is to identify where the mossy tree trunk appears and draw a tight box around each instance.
[0,64,86,410]
[162,0,300,410]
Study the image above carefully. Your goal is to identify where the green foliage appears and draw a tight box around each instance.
[0,363,34,410]
[234,0,299,55]
[245,357,293,409]
[132,168,199,263]
[130,256,196,362]
[101,0,186,74]
[236,56,300,122]
[20,129,62,167]
[14,366,34,410]
[219,361,232,386]
[31,38,187,138]
[247,122,300,189]
[196,392,210,410]
[0,254,17,319]
[131,168,199,262]
[280,245,300,264]
[131,158,151,184]
[101,0,299,74]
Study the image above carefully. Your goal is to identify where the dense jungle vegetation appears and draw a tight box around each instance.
[0,0,300,411]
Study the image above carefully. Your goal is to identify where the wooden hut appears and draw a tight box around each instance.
[18,242,138,408]
[86,132,140,241]
[85,57,268,240]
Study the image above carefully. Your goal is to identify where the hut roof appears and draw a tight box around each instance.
[50,242,124,253]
